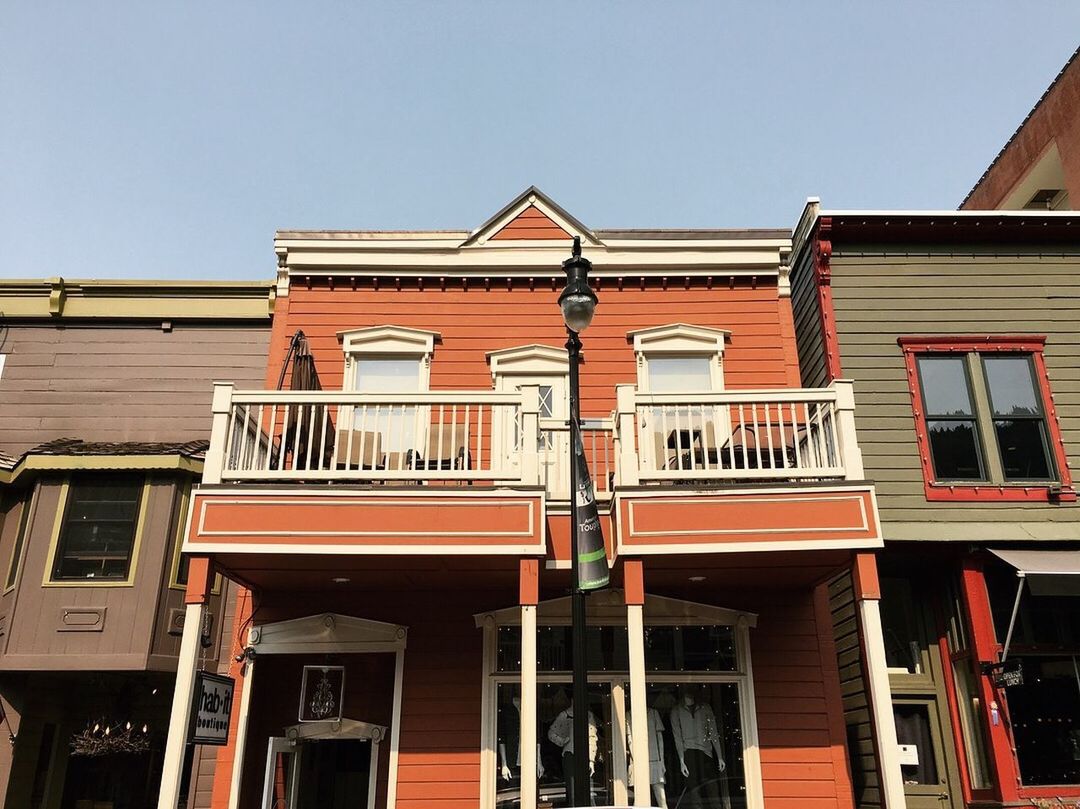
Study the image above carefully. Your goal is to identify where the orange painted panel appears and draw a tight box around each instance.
[187,491,544,553]
[617,487,881,552]
[271,279,791,419]
[489,205,570,240]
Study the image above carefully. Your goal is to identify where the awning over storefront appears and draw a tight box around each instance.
[989,549,1080,660]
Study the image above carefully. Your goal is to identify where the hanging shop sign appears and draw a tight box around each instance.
[984,658,1024,688]
[299,665,345,723]
[188,672,235,745]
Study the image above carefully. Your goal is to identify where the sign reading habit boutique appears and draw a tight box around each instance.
[188,672,235,745]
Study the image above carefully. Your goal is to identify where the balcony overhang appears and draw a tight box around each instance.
[614,483,882,555]
[184,486,546,556]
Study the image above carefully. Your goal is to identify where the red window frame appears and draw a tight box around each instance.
[898,336,1074,502]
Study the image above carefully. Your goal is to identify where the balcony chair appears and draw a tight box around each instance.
[337,430,384,471]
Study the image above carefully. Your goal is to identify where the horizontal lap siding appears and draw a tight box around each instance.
[277,281,791,416]
[790,248,829,388]
[827,570,880,809]
[0,323,270,457]
[750,589,855,809]
[831,255,1080,530]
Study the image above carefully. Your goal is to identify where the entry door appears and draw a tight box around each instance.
[498,376,568,497]
[893,698,954,809]
[262,737,300,809]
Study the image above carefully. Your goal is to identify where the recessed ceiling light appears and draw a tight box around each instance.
[689,576,706,582]
[331,577,351,584]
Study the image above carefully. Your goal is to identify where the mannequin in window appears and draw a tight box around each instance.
[498,696,544,783]
[628,704,668,808]
[669,685,724,808]
[547,704,599,805]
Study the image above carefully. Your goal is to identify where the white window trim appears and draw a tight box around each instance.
[338,325,439,391]
[628,323,729,392]
[486,344,569,384]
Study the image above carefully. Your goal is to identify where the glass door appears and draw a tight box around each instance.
[262,737,300,809]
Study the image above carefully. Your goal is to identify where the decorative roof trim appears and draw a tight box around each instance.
[462,186,599,247]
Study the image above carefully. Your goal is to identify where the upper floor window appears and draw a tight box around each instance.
[338,325,438,393]
[50,474,146,583]
[628,323,728,392]
[900,337,1073,502]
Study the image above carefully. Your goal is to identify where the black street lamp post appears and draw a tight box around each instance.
[558,236,598,806]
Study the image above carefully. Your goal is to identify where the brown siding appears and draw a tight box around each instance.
[0,476,204,669]
[0,322,270,457]
[830,254,1080,535]
[790,246,828,388]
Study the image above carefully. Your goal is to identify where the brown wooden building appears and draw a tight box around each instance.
[961,46,1079,211]
[790,202,1080,809]
[0,279,273,809]
[160,189,898,809]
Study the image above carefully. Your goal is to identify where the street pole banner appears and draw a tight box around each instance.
[572,420,609,590]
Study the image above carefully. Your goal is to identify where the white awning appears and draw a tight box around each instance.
[990,549,1080,576]
[990,549,1080,597]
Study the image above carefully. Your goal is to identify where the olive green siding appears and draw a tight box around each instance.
[828,568,880,809]
[790,245,829,388]
[829,252,1080,539]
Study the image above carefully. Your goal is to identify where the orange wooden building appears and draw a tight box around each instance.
[159,189,896,809]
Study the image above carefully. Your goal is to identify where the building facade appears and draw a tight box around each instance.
[962,46,1080,211]
[160,189,900,809]
[790,202,1080,809]
[0,279,273,809]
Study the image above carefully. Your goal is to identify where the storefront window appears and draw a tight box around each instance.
[635,681,746,809]
[951,659,993,790]
[880,577,923,674]
[1006,656,1080,786]
[491,621,750,809]
[984,558,1080,786]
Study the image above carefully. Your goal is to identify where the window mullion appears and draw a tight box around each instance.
[968,353,1005,484]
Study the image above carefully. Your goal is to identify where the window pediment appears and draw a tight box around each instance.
[486,344,568,380]
[628,323,730,355]
[337,325,440,356]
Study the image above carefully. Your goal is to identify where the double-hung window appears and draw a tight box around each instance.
[900,337,1072,501]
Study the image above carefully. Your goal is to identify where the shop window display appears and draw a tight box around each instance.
[492,624,747,809]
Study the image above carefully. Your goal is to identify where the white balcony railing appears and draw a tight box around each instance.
[614,381,864,486]
[203,380,863,495]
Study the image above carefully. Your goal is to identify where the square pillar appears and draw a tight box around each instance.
[157,556,214,809]
[519,559,539,809]
[624,560,651,807]
[853,553,906,809]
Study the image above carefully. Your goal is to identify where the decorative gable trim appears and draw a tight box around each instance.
[462,186,599,247]
[628,323,730,355]
[486,344,569,380]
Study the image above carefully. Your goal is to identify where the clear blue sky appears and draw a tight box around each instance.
[2,3,1078,280]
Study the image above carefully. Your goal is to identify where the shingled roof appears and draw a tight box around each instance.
[27,438,210,460]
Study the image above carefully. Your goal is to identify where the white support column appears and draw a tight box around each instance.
[860,597,906,809]
[226,655,256,809]
[616,384,640,486]
[386,648,406,809]
[832,379,865,479]
[203,382,234,485]
[157,601,206,809]
[627,603,651,807]
[520,604,538,809]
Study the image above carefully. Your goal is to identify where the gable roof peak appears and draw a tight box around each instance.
[464,186,599,247]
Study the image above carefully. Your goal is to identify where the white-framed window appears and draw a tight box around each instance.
[628,324,729,393]
[337,326,439,467]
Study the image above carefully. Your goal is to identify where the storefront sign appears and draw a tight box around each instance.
[188,672,234,745]
[987,659,1024,688]
[299,665,345,722]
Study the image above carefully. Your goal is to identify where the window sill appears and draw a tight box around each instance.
[923,482,1076,503]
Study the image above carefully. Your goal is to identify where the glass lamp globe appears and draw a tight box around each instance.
[559,289,597,333]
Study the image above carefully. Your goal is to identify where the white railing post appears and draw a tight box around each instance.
[832,379,865,479]
[520,385,541,486]
[203,382,234,485]
[616,384,639,487]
